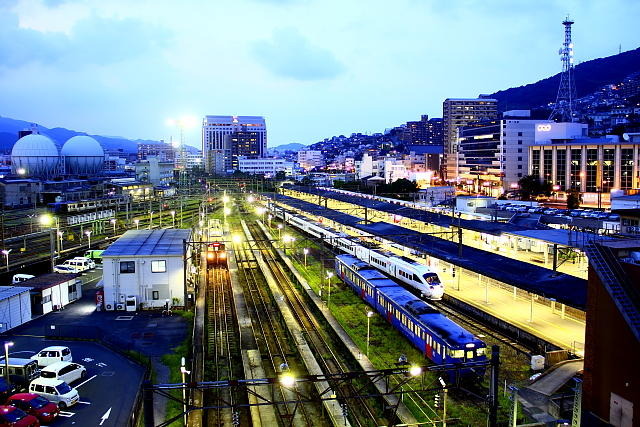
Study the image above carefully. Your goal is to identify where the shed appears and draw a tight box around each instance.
[0,286,32,332]
[101,229,192,310]
[18,273,82,315]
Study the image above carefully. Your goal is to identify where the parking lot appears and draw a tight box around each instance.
[2,264,188,426]
[5,339,144,426]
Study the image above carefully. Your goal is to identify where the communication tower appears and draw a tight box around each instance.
[549,16,577,122]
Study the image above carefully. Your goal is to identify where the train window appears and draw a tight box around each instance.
[466,351,474,359]
[451,350,464,359]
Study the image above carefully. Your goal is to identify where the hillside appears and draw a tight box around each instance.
[489,47,640,110]
[0,116,159,154]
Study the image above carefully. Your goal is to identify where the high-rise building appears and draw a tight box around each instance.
[137,141,175,162]
[202,116,267,174]
[443,97,498,179]
[403,115,444,146]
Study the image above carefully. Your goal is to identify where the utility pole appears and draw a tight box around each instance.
[489,345,500,427]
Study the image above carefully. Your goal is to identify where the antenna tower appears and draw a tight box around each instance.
[549,16,577,122]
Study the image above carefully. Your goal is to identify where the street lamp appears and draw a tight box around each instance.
[149,211,154,229]
[438,377,448,427]
[1,249,11,271]
[366,311,374,357]
[39,214,59,272]
[134,219,140,230]
[3,342,13,384]
[57,231,64,251]
[170,210,176,228]
[303,248,309,267]
[223,207,231,225]
[268,214,273,228]
[110,218,117,234]
[277,223,283,239]
[85,230,92,249]
[326,271,334,307]
[180,357,191,426]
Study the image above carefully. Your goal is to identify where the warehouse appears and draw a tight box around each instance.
[101,229,192,311]
[18,273,83,315]
[0,287,32,332]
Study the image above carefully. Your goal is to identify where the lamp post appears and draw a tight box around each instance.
[57,231,64,251]
[303,248,309,267]
[1,249,11,271]
[85,230,92,249]
[134,219,140,230]
[3,341,13,384]
[366,311,374,357]
[438,377,448,427]
[170,210,176,228]
[277,224,283,240]
[110,218,117,235]
[180,357,191,426]
[39,214,59,272]
[149,211,154,229]
[326,271,333,307]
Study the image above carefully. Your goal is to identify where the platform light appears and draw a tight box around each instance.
[16,168,26,176]
[222,195,230,203]
[280,373,295,387]
[232,234,242,244]
[224,207,231,215]
[409,366,422,377]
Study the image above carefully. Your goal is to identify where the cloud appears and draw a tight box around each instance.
[0,12,170,69]
[251,27,344,81]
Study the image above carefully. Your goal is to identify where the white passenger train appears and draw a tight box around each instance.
[270,204,444,300]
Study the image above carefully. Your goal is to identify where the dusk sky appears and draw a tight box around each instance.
[1,0,639,148]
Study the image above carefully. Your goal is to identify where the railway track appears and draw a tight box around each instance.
[233,232,317,426]
[247,221,382,427]
[204,265,244,426]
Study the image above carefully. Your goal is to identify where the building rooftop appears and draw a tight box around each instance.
[0,286,32,299]
[19,273,80,290]
[102,229,191,257]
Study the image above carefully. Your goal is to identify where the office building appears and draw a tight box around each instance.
[404,115,444,146]
[297,150,325,171]
[237,157,295,177]
[443,97,498,179]
[529,125,640,206]
[202,116,267,174]
[135,157,175,186]
[137,141,175,162]
[457,111,552,193]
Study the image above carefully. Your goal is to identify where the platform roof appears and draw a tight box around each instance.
[102,229,191,257]
[273,192,587,310]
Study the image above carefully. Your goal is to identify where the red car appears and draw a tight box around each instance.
[7,393,58,423]
[0,406,39,427]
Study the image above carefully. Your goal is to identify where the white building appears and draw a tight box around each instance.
[237,157,295,177]
[135,157,175,186]
[17,274,83,315]
[101,229,192,310]
[355,153,383,179]
[202,115,267,174]
[297,150,324,171]
[0,286,32,333]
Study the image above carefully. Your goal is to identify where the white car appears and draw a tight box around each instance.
[40,361,86,384]
[29,377,79,409]
[30,346,72,368]
[71,257,96,269]
[53,265,76,274]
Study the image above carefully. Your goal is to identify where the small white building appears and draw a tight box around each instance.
[0,286,32,333]
[101,229,192,310]
[135,157,175,186]
[297,150,325,171]
[237,156,295,177]
[18,273,83,315]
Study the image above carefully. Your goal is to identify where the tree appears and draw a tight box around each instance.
[566,189,582,209]
[518,175,551,201]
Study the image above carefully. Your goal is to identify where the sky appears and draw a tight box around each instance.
[1,0,639,149]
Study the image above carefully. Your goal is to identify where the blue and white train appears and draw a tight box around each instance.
[336,254,486,377]
[271,205,445,300]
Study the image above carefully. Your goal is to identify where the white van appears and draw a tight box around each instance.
[12,274,35,284]
[40,361,86,384]
[30,346,72,368]
[29,377,79,408]
[71,257,96,270]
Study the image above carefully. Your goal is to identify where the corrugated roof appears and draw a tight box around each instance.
[0,286,31,299]
[18,273,79,289]
[102,229,191,257]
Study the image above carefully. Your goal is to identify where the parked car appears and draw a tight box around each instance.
[70,257,95,270]
[28,378,78,409]
[0,358,40,388]
[30,347,72,368]
[11,275,34,285]
[7,393,59,424]
[52,265,76,274]
[40,362,86,385]
[0,405,39,427]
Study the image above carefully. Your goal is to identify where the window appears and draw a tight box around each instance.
[120,261,135,273]
[556,149,566,188]
[151,260,166,273]
[518,165,522,169]
[518,132,523,136]
[517,156,522,161]
[517,140,523,145]
[517,148,522,153]
[152,291,160,300]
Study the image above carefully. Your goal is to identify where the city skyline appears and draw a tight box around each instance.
[1,0,639,148]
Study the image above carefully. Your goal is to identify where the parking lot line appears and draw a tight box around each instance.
[75,374,97,389]
[78,401,92,405]
[58,411,75,417]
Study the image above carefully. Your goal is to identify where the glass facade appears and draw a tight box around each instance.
[457,122,501,177]
[556,149,566,188]
[621,148,634,190]
[602,148,615,191]
[586,148,598,192]
[570,148,581,190]
[543,150,553,183]
[531,150,540,177]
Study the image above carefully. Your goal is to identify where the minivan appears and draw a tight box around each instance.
[28,378,79,409]
[40,362,86,384]
[70,257,95,269]
[11,274,35,284]
[30,347,72,368]
[0,358,40,388]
